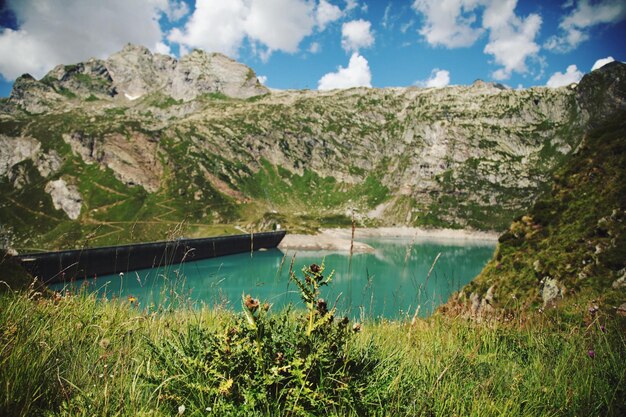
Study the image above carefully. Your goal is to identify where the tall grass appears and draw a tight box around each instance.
[0,283,624,416]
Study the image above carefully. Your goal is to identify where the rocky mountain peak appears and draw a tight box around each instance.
[576,61,626,128]
[6,44,269,113]
[471,79,508,91]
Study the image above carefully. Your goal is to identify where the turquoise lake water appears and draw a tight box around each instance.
[50,237,495,319]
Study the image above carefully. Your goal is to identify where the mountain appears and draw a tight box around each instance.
[0,45,621,251]
[447,62,626,313]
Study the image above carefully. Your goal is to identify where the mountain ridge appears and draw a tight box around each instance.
[0,45,623,251]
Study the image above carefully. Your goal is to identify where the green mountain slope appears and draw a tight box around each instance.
[1,45,620,251]
[453,62,626,312]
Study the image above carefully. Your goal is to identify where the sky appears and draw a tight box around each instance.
[0,0,624,97]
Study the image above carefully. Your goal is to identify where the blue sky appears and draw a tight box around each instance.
[0,0,624,97]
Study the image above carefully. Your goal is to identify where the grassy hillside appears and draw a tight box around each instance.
[455,115,625,312]
[0,275,624,416]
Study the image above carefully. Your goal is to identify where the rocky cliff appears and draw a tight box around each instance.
[0,45,621,251]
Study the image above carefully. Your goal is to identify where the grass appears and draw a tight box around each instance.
[0,267,624,416]
[465,116,626,307]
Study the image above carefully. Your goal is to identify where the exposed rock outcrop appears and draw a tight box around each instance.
[0,135,40,176]
[6,44,269,111]
[36,150,63,178]
[577,61,626,128]
[45,178,82,220]
[541,278,562,307]
[167,49,268,100]
[62,131,163,192]
[7,74,60,114]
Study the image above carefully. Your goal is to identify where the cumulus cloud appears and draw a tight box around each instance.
[344,0,359,12]
[164,0,190,21]
[545,0,626,52]
[168,1,246,58]
[546,64,583,88]
[0,0,170,81]
[245,0,317,53]
[482,0,542,80]
[417,69,451,88]
[341,19,375,52]
[411,0,542,80]
[316,0,343,30]
[591,56,615,71]
[257,75,268,85]
[318,52,372,90]
[169,0,317,60]
[411,0,483,48]
[155,41,172,56]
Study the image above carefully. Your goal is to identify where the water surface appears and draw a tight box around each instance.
[51,237,495,319]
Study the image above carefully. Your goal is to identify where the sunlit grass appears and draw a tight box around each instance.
[1,283,623,416]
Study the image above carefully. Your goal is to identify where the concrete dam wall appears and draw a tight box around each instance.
[17,231,286,284]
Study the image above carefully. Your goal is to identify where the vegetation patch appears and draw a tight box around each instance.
[462,116,626,309]
[0,262,624,416]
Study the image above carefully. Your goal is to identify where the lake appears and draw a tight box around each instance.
[50,237,495,319]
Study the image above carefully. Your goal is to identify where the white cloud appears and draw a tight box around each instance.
[341,19,375,52]
[482,0,542,80]
[309,42,322,53]
[417,68,450,88]
[257,75,268,84]
[318,52,372,90]
[411,0,542,79]
[154,41,172,55]
[316,0,343,30]
[0,0,170,81]
[382,4,392,29]
[345,0,359,12]
[164,0,189,21]
[400,20,414,34]
[546,64,583,88]
[591,56,615,71]
[169,0,316,60]
[244,0,316,54]
[411,0,483,48]
[545,0,626,52]
[168,1,247,58]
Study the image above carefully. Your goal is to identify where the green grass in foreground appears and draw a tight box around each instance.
[0,270,624,416]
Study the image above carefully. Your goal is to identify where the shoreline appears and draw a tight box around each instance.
[278,227,499,253]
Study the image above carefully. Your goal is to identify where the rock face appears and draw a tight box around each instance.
[542,278,562,307]
[0,136,63,187]
[577,61,626,128]
[62,131,163,192]
[8,75,60,114]
[36,150,63,178]
[167,50,267,100]
[0,135,41,176]
[45,179,82,220]
[8,44,269,111]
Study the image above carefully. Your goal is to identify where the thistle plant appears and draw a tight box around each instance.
[290,262,336,336]
[144,260,377,415]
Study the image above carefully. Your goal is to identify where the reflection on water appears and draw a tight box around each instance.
[50,237,495,319]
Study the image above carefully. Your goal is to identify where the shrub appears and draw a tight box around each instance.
[146,262,380,416]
